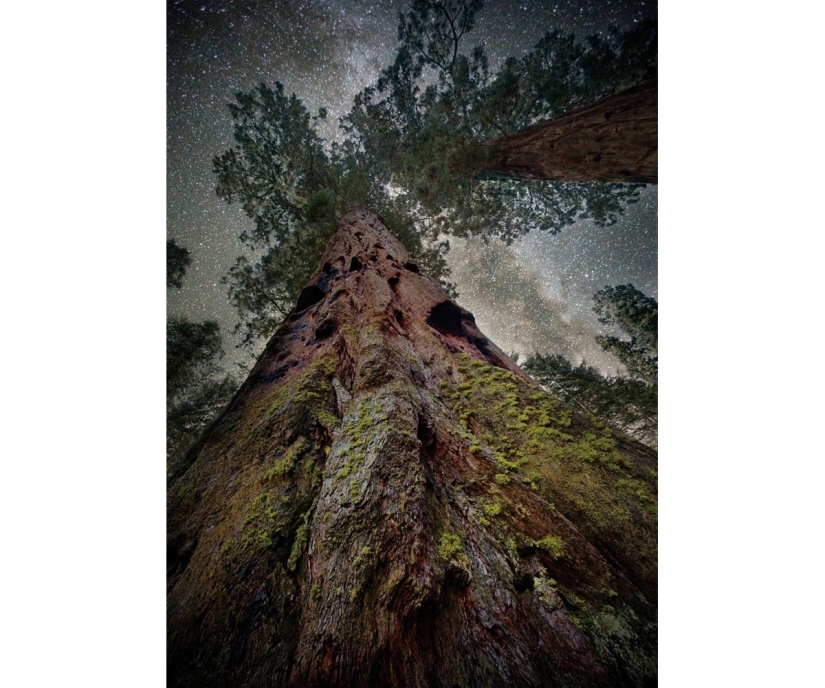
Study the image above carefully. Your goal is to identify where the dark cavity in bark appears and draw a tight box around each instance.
[426,301,464,337]
[296,285,325,312]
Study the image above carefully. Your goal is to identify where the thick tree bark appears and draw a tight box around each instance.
[167,210,658,687]
[480,80,657,184]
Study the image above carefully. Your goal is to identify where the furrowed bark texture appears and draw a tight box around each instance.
[481,80,657,184]
[167,210,658,687]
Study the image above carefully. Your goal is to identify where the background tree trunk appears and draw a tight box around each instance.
[167,210,658,687]
[480,80,657,184]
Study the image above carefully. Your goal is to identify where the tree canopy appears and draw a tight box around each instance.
[212,0,656,348]
[344,5,654,238]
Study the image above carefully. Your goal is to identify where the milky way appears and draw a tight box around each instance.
[167,0,657,373]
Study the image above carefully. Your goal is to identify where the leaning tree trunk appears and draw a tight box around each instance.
[480,80,657,184]
[167,210,658,687]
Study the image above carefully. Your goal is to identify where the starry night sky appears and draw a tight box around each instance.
[167,0,657,374]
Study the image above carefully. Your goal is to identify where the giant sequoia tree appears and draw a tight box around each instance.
[168,211,657,687]
[170,2,657,685]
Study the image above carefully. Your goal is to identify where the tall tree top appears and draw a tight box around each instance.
[212,1,656,348]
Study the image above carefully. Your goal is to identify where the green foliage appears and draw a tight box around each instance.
[213,80,457,348]
[437,532,464,561]
[494,473,511,485]
[537,535,565,559]
[523,352,657,447]
[352,546,373,569]
[478,21,656,133]
[242,493,279,550]
[398,1,484,77]
[166,374,239,466]
[317,408,340,431]
[166,316,240,467]
[344,8,655,243]
[265,437,308,481]
[310,576,323,601]
[482,500,502,518]
[593,284,658,385]
[166,238,191,289]
[213,82,330,246]
[212,81,352,347]
[167,318,224,400]
[212,5,656,345]
[521,283,657,447]
[287,517,310,571]
[222,223,334,347]
[166,243,242,467]
[616,478,656,504]
[438,353,656,564]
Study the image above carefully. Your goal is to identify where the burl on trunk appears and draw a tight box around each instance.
[167,210,657,687]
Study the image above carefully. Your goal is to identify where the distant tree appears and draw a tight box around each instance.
[523,352,657,447]
[524,284,657,446]
[166,375,239,471]
[213,0,656,349]
[166,241,240,471]
[593,283,657,385]
[166,238,192,289]
[166,317,224,400]
[166,319,239,473]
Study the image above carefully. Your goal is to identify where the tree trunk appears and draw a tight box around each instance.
[167,210,658,687]
[480,80,657,184]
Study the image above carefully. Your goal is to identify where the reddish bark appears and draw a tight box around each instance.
[167,210,657,687]
[481,80,658,184]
